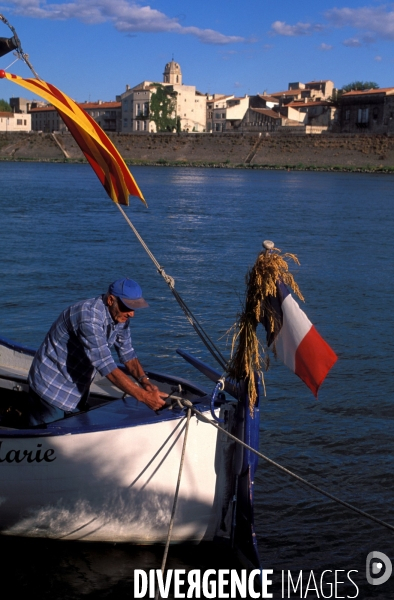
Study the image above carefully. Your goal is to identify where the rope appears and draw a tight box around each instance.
[155,407,192,600]
[0,14,39,78]
[115,203,228,370]
[182,400,394,535]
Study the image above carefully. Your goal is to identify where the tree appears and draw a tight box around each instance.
[329,81,379,103]
[341,81,379,92]
[149,84,177,132]
[0,99,12,112]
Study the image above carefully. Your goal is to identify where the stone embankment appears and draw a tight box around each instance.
[1,131,394,171]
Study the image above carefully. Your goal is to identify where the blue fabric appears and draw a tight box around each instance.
[28,295,137,411]
[28,388,65,426]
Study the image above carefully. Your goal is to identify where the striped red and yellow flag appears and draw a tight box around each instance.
[0,70,145,206]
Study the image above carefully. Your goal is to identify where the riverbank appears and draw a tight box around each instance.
[1,131,394,172]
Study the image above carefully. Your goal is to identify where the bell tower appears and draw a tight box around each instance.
[163,60,182,85]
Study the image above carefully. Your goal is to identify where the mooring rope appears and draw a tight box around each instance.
[155,407,192,600]
[115,203,228,370]
[181,399,394,534]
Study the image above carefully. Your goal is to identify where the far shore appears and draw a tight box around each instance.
[1,155,394,174]
[1,131,394,173]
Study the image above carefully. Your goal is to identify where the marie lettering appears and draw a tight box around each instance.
[0,442,56,463]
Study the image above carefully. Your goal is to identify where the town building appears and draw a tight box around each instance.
[337,87,394,134]
[0,111,31,132]
[281,101,338,131]
[118,61,206,133]
[269,81,335,106]
[206,95,234,132]
[228,95,280,132]
[29,100,121,132]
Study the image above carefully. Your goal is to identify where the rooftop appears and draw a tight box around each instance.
[30,100,121,113]
[342,87,394,97]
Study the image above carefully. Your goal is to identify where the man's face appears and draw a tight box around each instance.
[107,295,135,323]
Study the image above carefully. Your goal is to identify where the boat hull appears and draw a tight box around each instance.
[0,405,234,543]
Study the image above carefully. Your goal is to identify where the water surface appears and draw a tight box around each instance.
[0,163,393,598]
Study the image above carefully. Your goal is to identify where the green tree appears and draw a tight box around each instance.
[341,81,379,92]
[0,99,12,112]
[329,81,379,103]
[150,84,177,132]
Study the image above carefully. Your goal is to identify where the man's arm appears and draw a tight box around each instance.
[106,361,167,411]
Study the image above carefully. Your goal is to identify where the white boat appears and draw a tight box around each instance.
[0,335,260,566]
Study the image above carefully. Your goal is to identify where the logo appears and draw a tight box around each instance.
[366,551,392,586]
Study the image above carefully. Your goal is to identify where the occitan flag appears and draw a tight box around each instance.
[0,70,145,206]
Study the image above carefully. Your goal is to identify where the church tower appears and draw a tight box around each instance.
[163,60,182,85]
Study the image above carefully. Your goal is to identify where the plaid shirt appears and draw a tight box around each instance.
[28,295,137,411]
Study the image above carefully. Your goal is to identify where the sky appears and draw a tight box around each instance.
[0,0,394,103]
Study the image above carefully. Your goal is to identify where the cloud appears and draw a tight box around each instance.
[343,37,362,47]
[325,5,394,42]
[1,0,246,44]
[374,55,382,61]
[319,42,333,51]
[270,20,324,36]
[270,6,394,46]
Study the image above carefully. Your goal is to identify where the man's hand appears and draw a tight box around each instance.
[140,388,168,411]
[106,367,167,412]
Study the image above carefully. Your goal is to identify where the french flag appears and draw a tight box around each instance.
[264,281,337,397]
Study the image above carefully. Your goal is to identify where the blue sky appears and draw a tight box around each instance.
[0,0,394,103]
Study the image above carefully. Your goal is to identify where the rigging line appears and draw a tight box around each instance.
[4,56,20,71]
[0,14,39,79]
[155,407,192,600]
[115,203,228,370]
[184,400,394,535]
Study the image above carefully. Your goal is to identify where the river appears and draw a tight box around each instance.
[0,163,393,599]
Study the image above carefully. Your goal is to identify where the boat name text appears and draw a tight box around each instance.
[0,442,56,463]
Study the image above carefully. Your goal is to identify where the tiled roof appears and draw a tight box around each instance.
[287,101,331,108]
[269,89,304,97]
[342,88,394,97]
[258,95,279,103]
[0,111,14,118]
[78,101,121,109]
[251,108,281,119]
[29,106,56,113]
[30,101,121,113]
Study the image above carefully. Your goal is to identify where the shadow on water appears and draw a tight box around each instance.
[1,537,243,599]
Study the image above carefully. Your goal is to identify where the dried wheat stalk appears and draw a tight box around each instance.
[227,245,303,412]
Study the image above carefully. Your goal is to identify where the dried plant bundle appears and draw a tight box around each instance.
[227,245,304,412]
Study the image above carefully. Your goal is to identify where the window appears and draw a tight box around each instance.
[143,102,149,116]
[357,108,369,123]
[17,119,22,125]
[123,118,128,127]
[373,107,378,121]
[345,109,350,121]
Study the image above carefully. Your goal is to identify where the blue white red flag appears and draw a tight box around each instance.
[266,281,337,397]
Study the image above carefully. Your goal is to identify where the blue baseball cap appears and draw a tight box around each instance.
[108,278,149,309]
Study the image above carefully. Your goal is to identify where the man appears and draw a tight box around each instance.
[28,278,167,425]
